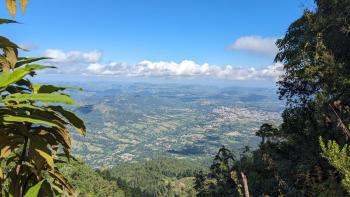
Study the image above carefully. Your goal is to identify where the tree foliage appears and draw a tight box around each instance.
[320,137,350,194]
[0,20,86,196]
[255,123,278,144]
[101,157,205,197]
[194,147,249,197]
[199,0,350,196]
[58,158,125,197]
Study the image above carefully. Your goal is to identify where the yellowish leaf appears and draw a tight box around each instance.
[49,170,75,195]
[4,47,17,69]
[35,149,54,169]
[0,167,3,179]
[0,57,11,72]
[6,0,17,17]
[19,0,28,14]
[1,145,12,158]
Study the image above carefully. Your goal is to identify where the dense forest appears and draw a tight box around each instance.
[1,0,350,196]
[193,0,350,196]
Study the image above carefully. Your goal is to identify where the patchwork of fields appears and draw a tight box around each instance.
[65,82,283,167]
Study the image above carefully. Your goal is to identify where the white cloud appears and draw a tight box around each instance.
[42,49,284,80]
[228,36,279,57]
[83,51,103,63]
[43,49,102,63]
[41,49,103,73]
[86,60,284,81]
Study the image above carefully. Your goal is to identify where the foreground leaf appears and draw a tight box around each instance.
[35,149,54,169]
[0,36,19,49]
[49,106,86,136]
[4,93,77,105]
[0,64,52,90]
[6,0,16,17]
[2,115,61,128]
[0,19,18,24]
[15,57,50,68]
[24,180,45,197]
[49,170,75,195]
[4,47,18,70]
[0,167,3,179]
[32,84,81,94]
[20,0,29,14]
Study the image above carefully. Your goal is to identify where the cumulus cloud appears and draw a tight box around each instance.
[42,49,284,80]
[228,36,279,57]
[86,60,284,81]
[42,49,103,73]
[44,49,102,63]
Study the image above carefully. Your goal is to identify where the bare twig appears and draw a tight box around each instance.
[329,104,350,138]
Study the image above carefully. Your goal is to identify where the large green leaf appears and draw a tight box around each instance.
[32,84,81,94]
[7,103,47,112]
[15,57,51,68]
[49,170,75,195]
[0,64,52,90]
[50,127,72,149]
[0,19,18,24]
[14,78,31,87]
[32,84,65,94]
[2,115,61,128]
[24,180,45,197]
[31,129,60,148]
[30,126,72,150]
[49,106,86,136]
[0,36,19,49]
[4,93,77,105]
[5,104,71,127]
[5,83,31,94]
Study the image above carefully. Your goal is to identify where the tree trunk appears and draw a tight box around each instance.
[262,136,265,144]
[241,172,250,197]
[13,136,29,197]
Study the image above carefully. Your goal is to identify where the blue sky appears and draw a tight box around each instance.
[2,0,314,83]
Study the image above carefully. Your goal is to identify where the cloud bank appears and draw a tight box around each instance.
[86,60,283,80]
[43,49,284,81]
[228,36,279,57]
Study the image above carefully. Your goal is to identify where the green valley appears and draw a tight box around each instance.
[62,83,283,168]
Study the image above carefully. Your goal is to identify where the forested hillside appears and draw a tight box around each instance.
[98,158,208,197]
[58,159,125,197]
[58,157,207,197]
